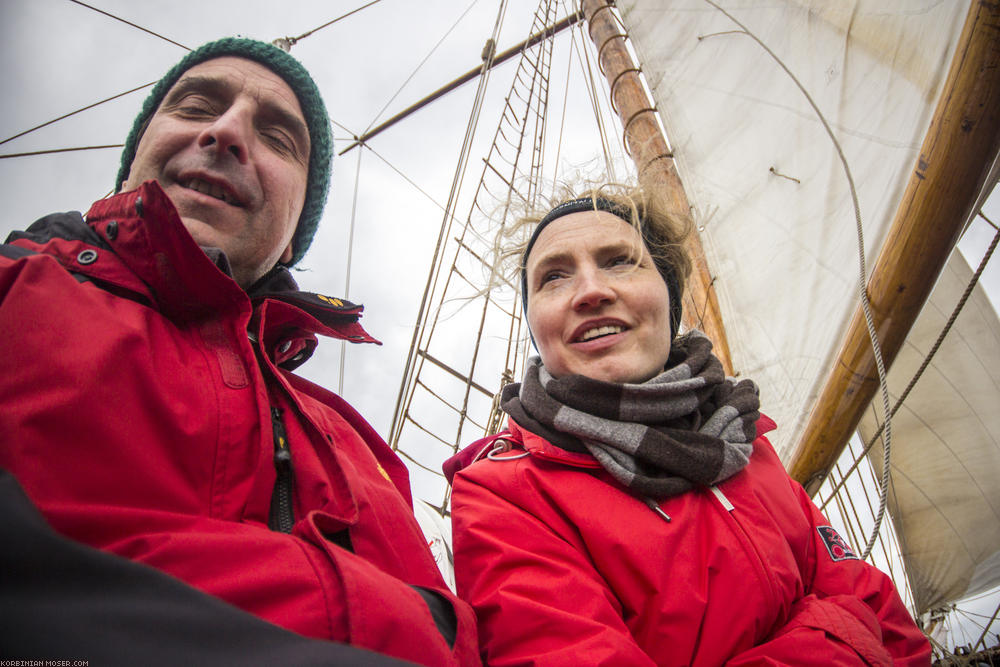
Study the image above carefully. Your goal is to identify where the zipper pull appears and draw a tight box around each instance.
[271,406,291,466]
[644,496,671,523]
[710,485,735,511]
[268,406,295,533]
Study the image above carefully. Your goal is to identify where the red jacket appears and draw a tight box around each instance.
[447,417,929,666]
[0,182,479,666]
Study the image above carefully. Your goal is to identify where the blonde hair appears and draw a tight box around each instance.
[494,181,693,306]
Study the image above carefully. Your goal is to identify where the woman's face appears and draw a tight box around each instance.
[525,210,672,384]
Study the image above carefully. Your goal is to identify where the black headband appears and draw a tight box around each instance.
[520,196,683,342]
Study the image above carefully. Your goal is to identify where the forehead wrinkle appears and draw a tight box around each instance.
[162,75,233,107]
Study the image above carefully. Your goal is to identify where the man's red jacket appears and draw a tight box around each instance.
[0,182,479,666]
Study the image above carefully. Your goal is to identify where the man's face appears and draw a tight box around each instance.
[122,57,310,288]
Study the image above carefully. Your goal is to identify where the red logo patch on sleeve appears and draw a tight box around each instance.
[817,526,859,561]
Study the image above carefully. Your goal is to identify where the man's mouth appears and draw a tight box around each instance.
[576,324,625,342]
[181,178,242,207]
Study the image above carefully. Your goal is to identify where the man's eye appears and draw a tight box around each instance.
[263,129,296,155]
[173,98,216,117]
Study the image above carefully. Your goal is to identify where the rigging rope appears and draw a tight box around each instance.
[364,145,452,215]
[68,0,189,50]
[338,148,364,395]
[330,119,360,138]
[973,600,1000,652]
[819,210,1000,511]
[388,0,569,514]
[362,0,480,135]
[389,0,511,451]
[572,10,618,181]
[272,0,382,50]
[547,20,576,191]
[0,145,122,160]
[0,81,156,147]
[701,0,893,560]
[6,2,380,151]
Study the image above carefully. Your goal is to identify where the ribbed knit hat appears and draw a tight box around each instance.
[115,37,332,266]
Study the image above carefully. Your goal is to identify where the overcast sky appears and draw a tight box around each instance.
[2,0,998,646]
[0,0,617,449]
[2,0,997,480]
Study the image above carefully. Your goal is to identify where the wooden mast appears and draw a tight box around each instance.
[582,0,734,375]
[788,0,1000,493]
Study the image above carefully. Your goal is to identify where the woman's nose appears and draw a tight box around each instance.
[571,270,616,310]
[197,106,251,163]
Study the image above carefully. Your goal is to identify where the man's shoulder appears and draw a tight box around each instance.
[4,211,95,248]
[1,211,118,292]
[2,211,107,267]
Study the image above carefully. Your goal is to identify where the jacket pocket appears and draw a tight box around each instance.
[297,510,461,666]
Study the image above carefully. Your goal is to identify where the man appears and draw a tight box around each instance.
[0,38,478,666]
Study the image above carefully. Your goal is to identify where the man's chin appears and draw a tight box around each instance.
[178,215,227,248]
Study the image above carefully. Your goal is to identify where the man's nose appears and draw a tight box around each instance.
[571,270,616,310]
[197,106,251,162]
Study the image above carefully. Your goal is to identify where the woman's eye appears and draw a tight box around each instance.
[539,271,564,286]
[264,130,293,153]
[609,254,637,267]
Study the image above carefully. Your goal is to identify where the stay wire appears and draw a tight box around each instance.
[1,81,156,147]
[338,148,364,395]
[701,0,892,560]
[0,144,122,160]
[546,20,575,190]
[546,0,586,191]
[7,1,185,152]
[363,144,451,215]
[7,2,376,151]
[67,0,189,50]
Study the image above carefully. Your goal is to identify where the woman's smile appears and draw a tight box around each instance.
[525,210,672,384]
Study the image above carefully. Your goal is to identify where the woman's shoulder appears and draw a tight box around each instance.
[450,421,602,478]
[447,424,608,513]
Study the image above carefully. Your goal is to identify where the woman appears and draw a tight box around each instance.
[444,184,930,666]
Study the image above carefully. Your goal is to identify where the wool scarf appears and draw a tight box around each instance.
[501,331,760,500]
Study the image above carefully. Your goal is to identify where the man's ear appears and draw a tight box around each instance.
[279,239,294,265]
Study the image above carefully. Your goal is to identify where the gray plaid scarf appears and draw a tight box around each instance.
[501,331,760,501]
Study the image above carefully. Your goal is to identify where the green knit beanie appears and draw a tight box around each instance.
[115,37,332,266]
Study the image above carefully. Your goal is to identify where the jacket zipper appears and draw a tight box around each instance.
[710,485,735,511]
[268,406,295,533]
[710,484,783,614]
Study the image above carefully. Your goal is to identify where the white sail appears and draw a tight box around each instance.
[619,0,1000,624]
[618,0,967,460]
[859,250,1000,614]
